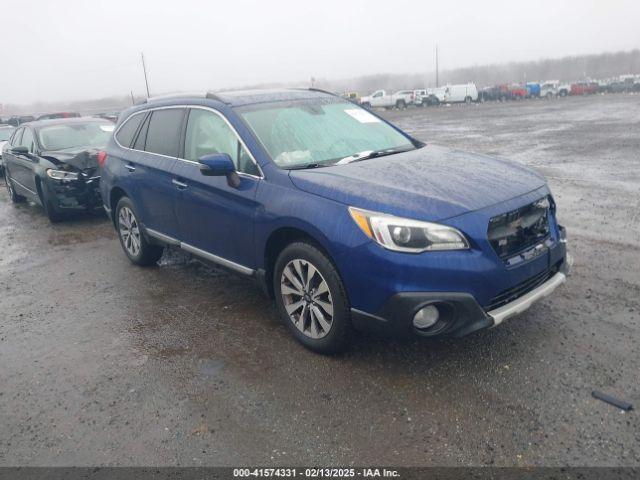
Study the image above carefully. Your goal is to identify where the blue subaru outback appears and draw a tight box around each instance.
[100,89,569,353]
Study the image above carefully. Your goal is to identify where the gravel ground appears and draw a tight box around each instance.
[0,94,638,467]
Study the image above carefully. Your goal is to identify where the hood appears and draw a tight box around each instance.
[289,144,546,221]
[40,146,101,172]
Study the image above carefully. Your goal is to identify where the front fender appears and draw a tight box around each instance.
[253,179,370,272]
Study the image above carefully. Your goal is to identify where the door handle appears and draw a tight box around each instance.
[124,164,136,172]
[172,179,188,189]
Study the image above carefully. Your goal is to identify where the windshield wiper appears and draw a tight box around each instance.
[335,147,415,165]
[286,163,326,170]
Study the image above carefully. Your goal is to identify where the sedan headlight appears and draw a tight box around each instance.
[349,207,469,253]
[46,169,79,181]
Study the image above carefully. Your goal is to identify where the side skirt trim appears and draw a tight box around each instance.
[145,227,254,276]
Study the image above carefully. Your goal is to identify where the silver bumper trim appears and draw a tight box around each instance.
[489,271,566,326]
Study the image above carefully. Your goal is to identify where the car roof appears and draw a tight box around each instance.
[25,117,113,129]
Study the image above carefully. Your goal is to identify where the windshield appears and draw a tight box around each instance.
[237,98,415,168]
[38,121,114,151]
[0,127,15,141]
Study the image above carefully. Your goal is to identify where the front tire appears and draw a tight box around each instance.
[115,197,163,266]
[4,169,26,203]
[39,185,64,223]
[465,96,472,104]
[274,242,352,354]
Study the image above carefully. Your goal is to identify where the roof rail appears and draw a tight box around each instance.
[306,87,340,97]
[139,91,228,104]
[205,92,228,103]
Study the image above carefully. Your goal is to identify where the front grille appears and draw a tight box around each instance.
[488,197,551,261]
[485,262,560,311]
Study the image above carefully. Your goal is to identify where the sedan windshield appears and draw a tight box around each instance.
[237,98,415,168]
[38,121,114,151]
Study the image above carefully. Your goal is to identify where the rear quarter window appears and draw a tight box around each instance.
[115,113,145,148]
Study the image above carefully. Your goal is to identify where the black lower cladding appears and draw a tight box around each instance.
[44,176,102,212]
[351,292,493,339]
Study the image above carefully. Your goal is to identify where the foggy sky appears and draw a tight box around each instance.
[1,0,639,105]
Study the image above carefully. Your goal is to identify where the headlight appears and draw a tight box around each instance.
[349,207,469,253]
[46,169,79,181]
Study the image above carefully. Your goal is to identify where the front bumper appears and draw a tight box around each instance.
[351,254,570,339]
[44,176,102,212]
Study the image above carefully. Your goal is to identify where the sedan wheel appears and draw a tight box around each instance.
[118,206,141,257]
[4,170,25,203]
[280,258,334,339]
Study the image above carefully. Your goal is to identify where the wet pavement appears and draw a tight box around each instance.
[1,94,639,466]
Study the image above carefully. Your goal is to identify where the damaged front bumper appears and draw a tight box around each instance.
[43,174,102,212]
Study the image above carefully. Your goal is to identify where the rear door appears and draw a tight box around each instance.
[128,108,185,239]
[171,107,262,270]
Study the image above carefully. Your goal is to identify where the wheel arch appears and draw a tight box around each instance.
[109,186,129,225]
[261,225,338,299]
[34,175,45,205]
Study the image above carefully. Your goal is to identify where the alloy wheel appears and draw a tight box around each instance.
[118,206,141,257]
[280,259,334,339]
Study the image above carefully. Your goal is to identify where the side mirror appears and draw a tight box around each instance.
[198,153,240,188]
[11,146,29,156]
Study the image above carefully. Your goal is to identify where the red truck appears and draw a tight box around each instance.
[570,82,598,96]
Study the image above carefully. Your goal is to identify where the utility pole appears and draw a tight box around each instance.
[435,44,439,87]
[140,52,150,98]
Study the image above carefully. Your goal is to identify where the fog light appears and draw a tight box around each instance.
[413,305,439,330]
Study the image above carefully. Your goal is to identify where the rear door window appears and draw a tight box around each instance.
[143,109,185,157]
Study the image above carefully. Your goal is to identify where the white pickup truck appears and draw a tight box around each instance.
[360,90,414,109]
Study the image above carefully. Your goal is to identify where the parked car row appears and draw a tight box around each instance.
[347,74,640,110]
[2,88,569,354]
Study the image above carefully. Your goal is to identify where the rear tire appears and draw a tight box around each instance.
[395,100,406,110]
[273,241,352,354]
[361,102,371,110]
[465,96,472,104]
[115,196,163,266]
[4,168,26,203]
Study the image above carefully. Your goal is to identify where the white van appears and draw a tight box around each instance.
[442,84,478,103]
